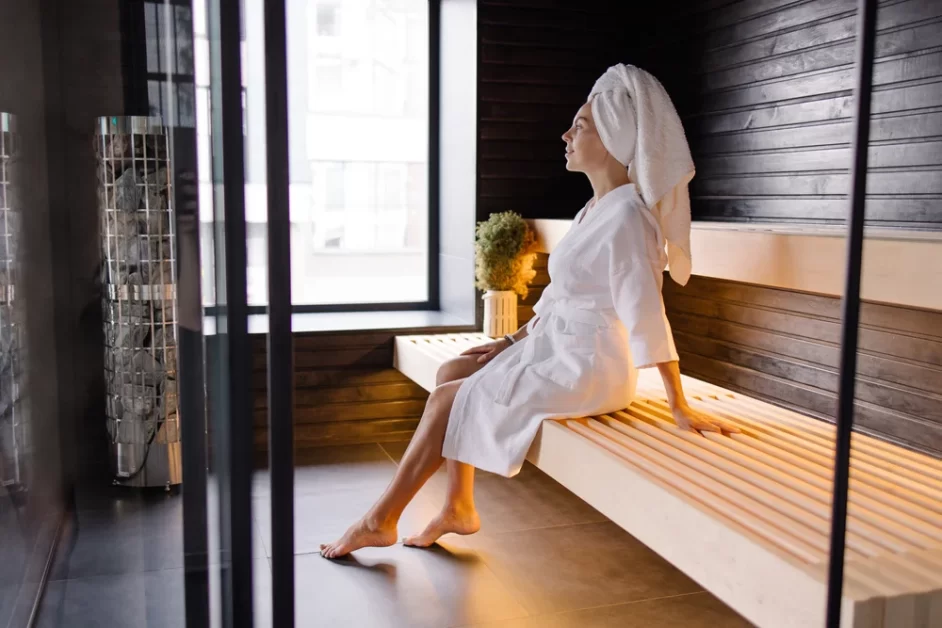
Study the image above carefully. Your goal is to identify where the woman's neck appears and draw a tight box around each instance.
[586,162,631,203]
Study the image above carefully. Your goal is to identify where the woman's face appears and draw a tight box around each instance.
[561,101,610,173]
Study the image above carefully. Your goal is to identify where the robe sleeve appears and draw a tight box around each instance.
[610,258,679,369]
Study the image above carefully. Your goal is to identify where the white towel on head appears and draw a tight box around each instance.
[588,64,695,286]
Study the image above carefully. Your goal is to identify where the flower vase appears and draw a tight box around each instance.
[482,290,517,338]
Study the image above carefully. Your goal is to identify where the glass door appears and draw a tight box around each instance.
[155,0,294,625]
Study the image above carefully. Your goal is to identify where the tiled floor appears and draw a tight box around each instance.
[38,442,752,627]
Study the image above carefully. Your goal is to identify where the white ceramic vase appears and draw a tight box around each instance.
[482,290,517,338]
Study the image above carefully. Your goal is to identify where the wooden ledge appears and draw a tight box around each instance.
[527,219,942,312]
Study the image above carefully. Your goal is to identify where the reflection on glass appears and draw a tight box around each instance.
[194,0,430,307]
[0,113,24,499]
[0,112,29,626]
[95,116,181,488]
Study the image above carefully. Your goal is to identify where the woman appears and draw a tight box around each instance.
[320,64,733,559]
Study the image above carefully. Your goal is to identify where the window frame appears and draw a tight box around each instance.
[150,0,440,315]
[265,0,440,315]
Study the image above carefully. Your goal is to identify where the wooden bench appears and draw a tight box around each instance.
[394,332,942,628]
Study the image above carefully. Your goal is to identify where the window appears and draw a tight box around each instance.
[324,227,344,249]
[379,164,405,211]
[290,0,429,306]
[194,0,430,308]
[316,4,339,37]
[324,163,345,210]
[310,59,343,112]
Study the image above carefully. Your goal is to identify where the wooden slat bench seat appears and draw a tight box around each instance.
[394,333,942,628]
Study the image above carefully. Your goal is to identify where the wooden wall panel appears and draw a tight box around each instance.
[476,0,632,222]
[665,276,942,456]
[251,331,430,450]
[479,0,942,228]
[670,0,942,228]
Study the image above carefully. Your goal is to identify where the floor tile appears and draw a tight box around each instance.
[253,444,398,497]
[293,542,528,627]
[0,584,18,628]
[38,569,184,628]
[209,559,273,628]
[51,497,183,580]
[452,522,702,615]
[446,464,605,534]
[461,591,752,627]
[206,480,272,562]
[381,441,606,535]
[38,571,148,628]
[39,560,273,628]
[73,483,180,516]
[253,487,440,556]
[42,443,740,627]
[0,498,30,625]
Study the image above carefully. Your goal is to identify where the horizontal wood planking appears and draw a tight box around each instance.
[254,418,421,449]
[251,331,429,450]
[478,0,942,228]
[254,381,427,409]
[253,399,428,426]
[476,0,621,222]
[663,275,942,455]
[676,0,942,227]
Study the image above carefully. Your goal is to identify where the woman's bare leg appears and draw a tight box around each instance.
[404,356,485,547]
[319,378,465,559]
[403,459,480,547]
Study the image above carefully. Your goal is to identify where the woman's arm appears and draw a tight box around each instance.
[656,360,735,434]
[510,318,533,343]
[460,318,534,364]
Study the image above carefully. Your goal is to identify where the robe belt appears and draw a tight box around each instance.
[493,303,612,406]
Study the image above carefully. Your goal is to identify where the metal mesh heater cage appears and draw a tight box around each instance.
[96,116,180,488]
[0,112,26,495]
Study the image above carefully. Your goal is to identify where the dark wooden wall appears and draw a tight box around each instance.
[251,332,429,451]
[667,0,942,228]
[476,0,638,221]
[478,0,942,229]
[662,276,942,456]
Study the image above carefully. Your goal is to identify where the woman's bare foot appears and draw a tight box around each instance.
[320,516,398,559]
[403,505,481,548]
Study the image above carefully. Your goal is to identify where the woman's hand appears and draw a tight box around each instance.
[657,361,739,435]
[671,403,739,434]
[460,338,511,364]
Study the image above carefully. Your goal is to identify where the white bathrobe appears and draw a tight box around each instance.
[442,183,679,477]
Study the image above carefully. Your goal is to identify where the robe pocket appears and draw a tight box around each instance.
[532,333,597,390]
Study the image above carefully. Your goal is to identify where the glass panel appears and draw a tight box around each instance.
[0,110,33,628]
[201,0,265,625]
